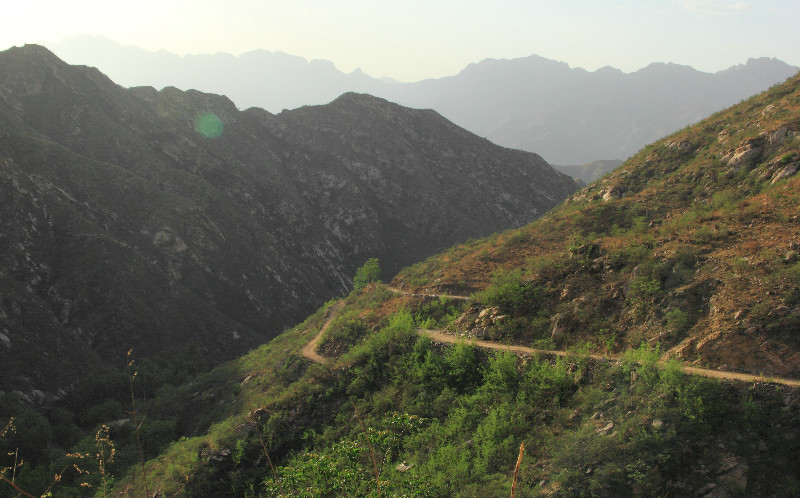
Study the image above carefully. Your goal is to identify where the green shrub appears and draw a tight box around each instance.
[481,351,520,395]
[353,258,381,291]
[444,341,483,393]
[665,308,689,334]
[473,269,548,315]
[627,277,661,314]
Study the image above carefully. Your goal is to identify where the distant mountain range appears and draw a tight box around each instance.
[48,35,799,164]
[0,45,575,396]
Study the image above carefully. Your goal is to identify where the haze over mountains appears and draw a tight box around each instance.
[49,35,799,165]
[0,45,575,395]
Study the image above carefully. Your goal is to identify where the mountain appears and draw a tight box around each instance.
[96,71,800,498]
[381,56,799,164]
[0,45,575,398]
[4,49,800,498]
[48,36,799,164]
[46,35,388,114]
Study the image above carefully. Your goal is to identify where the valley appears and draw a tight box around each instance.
[0,45,574,397]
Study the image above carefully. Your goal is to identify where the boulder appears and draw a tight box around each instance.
[767,125,791,144]
[550,313,569,340]
[726,139,763,170]
[718,463,748,495]
[596,422,614,434]
[771,163,798,184]
[727,146,762,168]
[665,140,696,152]
[602,186,624,201]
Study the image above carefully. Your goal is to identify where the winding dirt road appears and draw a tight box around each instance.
[301,291,800,388]
[419,329,800,387]
[300,302,344,364]
[385,286,471,301]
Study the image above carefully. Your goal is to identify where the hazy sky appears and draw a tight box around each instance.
[4,0,799,81]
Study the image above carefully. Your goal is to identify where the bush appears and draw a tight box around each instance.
[444,342,483,393]
[353,258,381,291]
[473,269,547,315]
[665,308,689,334]
[627,277,661,315]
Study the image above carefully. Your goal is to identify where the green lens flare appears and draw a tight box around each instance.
[193,111,224,138]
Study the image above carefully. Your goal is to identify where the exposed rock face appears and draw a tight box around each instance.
[680,324,800,378]
[0,45,576,394]
[726,140,763,169]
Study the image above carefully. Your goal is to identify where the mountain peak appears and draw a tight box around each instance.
[723,56,796,73]
[458,54,571,77]
[332,91,390,104]
[5,44,64,65]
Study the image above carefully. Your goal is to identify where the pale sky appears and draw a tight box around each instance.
[3,0,799,81]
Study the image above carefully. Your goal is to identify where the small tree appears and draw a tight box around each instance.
[353,258,381,291]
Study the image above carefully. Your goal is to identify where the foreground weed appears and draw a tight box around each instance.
[511,442,525,498]
[127,349,150,498]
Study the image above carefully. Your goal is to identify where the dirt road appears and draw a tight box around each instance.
[385,286,470,301]
[420,329,800,387]
[300,302,344,364]
[300,291,800,388]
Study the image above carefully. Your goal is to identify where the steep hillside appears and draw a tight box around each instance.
[0,45,575,397]
[395,73,800,378]
[59,62,800,498]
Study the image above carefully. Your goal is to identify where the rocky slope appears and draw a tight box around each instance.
[395,71,800,379]
[0,45,575,396]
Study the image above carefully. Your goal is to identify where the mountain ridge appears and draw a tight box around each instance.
[46,35,799,163]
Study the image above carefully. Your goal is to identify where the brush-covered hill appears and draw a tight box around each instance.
[39,60,799,498]
[0,45,575,398]
[394,73,800,379]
